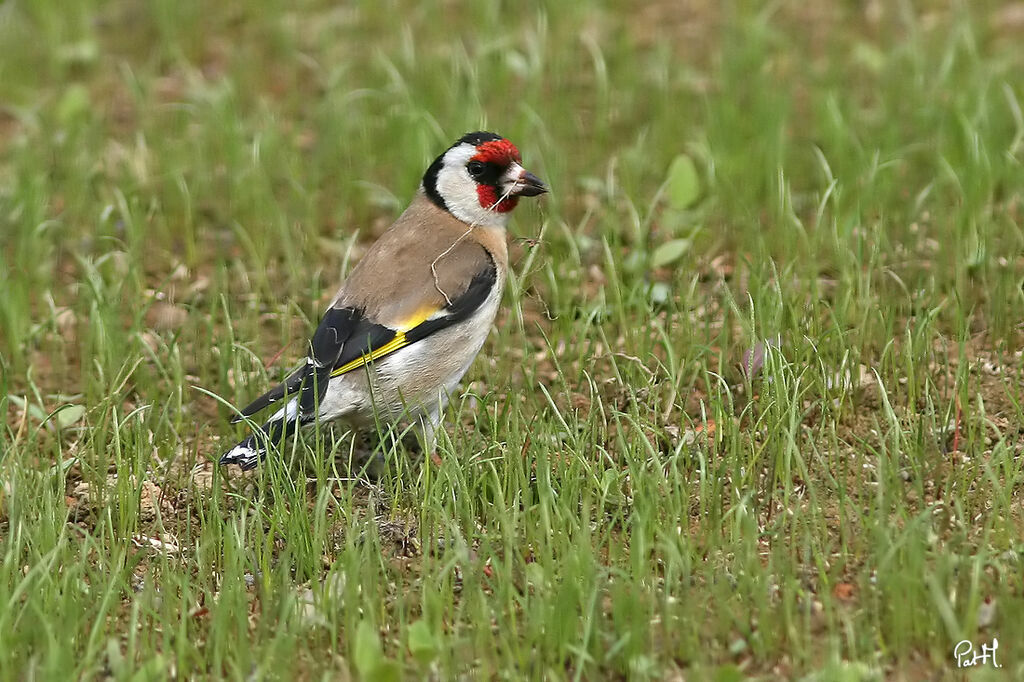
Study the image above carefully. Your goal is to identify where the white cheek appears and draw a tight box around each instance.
[434,146,510,228]
[501,162,525,191]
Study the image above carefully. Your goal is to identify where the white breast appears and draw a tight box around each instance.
[317,272,505,426]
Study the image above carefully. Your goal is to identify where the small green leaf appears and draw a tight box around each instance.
[666,154,700,209]
[56,404,86,429]
[651,238,691,268]
[599,468,625,504]
[712,664,745,682]
[623,250,648,274]
[105,638,125,675]
[57,40,99,66]
[130,653,167,681]
[648,281,672,306]
[525,563,546,590]
[852,43,886,74]
[7,395,48,423]
[658,208,688,235]
[373,661,401,682]
[353,621,381,678]
[56,84,91,126]
[407,620,438,664]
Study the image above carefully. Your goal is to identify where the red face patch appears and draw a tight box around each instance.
[472,138,522,211]
[472,139,522,166]
[477,185,520,212]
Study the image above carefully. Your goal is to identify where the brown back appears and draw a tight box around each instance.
[333,192,507,329]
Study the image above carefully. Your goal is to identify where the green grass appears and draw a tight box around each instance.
[2,0,1023,679]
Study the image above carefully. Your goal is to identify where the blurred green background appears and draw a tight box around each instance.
[2,1,1023,679]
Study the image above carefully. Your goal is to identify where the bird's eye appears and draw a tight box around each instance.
[467,160,486,179]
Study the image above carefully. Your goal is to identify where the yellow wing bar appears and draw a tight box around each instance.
[327,306,444,378]
[329,332,410,378]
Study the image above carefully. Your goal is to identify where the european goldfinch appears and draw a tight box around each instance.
[220,132,547,470]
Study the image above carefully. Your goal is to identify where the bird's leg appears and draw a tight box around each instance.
[416,412,439,455]
[415,396,451,465]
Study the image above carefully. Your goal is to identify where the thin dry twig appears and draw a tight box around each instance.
[430,183,517,304]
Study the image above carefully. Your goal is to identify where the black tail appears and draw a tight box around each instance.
[220,416,299,470]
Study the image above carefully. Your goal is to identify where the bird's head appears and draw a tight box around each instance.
[423,131,547,227]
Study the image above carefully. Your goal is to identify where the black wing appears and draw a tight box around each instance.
[298,309,394,415]
[231,256,496,421]
[229,362,307,423]
[403,263,496,343]
[231,307,393,422]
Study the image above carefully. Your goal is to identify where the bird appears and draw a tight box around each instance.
[220,131,547,470]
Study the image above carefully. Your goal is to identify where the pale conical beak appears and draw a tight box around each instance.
[513,170,548,197]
